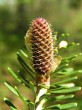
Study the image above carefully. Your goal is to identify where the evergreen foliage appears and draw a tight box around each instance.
[4,31,82,110]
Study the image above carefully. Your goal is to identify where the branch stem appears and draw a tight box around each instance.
[35,74,50,110]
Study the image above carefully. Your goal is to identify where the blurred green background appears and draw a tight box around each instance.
[0,0,82,110]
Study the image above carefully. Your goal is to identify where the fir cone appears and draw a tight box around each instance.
[25,18,54,84]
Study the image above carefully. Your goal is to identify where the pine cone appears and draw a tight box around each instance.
[25,18,61,84]
[31,18,53,74]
